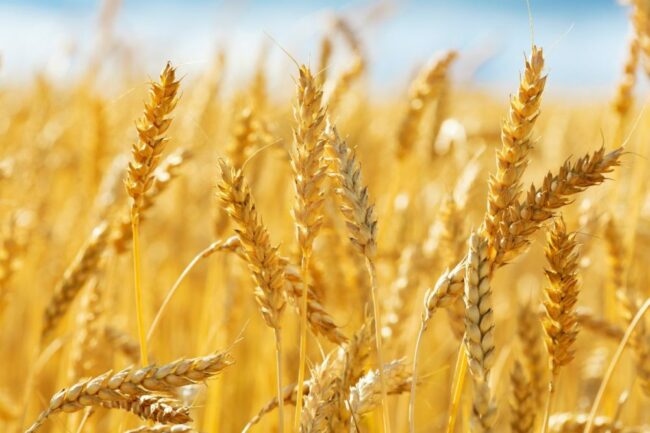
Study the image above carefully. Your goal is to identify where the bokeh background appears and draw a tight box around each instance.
[0,0,632,97]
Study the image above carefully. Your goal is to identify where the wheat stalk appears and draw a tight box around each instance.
[291,64,329,432]
[326,123,391,433]
[217,157,286,432]
[124,62,180,367]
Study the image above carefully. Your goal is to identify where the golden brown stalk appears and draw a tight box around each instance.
[483,45,546,261]
[125,426,196,433]
[396,50,457,160]
[291,64,328,432]
[462,233,497,433]
[217,158,286,329]
[125,62,180,367]
[101,394,191,425]
[217,157,286,432]
[41,222,109,340]
[25,352,232,433]
[125,62,180,215]
[112,148,192,253]
[511,360,535,433]
[326,123,390,433]
[518,303,548,407]
[542,218,580,376]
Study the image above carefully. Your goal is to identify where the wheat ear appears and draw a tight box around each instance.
[113,148,191,253]
[463,233,496,433]
[124,62,180,366]
[217,157,286,433]
[42,222,109,340]
[25,352,231,433]
[396,50,457,160]
[291,64,328,432]
[511,360,535,433]
[483,45,545,263]
[518,302,548,407]
[540,218,580,433]
[421,147,622,326]
[326,123,390,433]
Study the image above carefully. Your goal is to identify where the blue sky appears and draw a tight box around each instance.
[0,1,631,95]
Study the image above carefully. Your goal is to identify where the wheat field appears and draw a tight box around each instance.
[1,1,649,433]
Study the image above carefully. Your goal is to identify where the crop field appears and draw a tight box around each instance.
[0,1,649,433]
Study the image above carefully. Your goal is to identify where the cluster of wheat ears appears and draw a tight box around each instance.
[2,2,650,433]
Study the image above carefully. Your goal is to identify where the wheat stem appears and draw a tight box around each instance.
[541,379,557,433]
[584,298,650,433]
[274,328,285,433]
[147,237,239,343]
[447,344,469,433]
[294,251,311,433]
[366,258,390,433]
[130,209,148,366]
[409,320,426,433]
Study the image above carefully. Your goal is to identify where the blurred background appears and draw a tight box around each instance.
[0,0,632,97]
